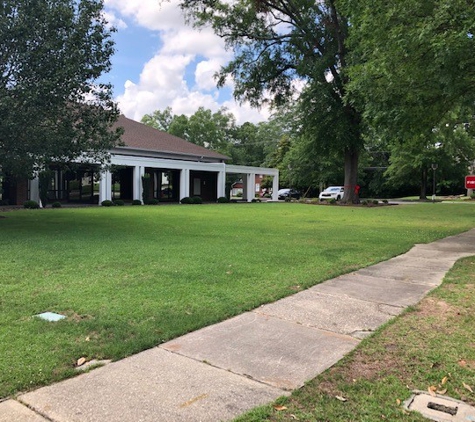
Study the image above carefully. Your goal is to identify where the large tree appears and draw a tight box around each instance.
[341,0,475,198]
[0,0,121,178]
[178,0,363,202]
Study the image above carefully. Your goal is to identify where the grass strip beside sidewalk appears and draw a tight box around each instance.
[237,256,475,421]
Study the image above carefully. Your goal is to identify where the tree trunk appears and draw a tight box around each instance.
[342,146,359,203]
[419,168,428,200]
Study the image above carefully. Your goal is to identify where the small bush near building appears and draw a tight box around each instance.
[23,200,39,209]
[372,200,379,205]
[101,200,114,207]
[131,199,142,206]
[146,199,159,205]
[52,202,62,208]
[113,200,125,206]
[382,199,388,204]
[180,197,193,204]
[471,193,475,200]
[251,198,261,203]
[217,196,229,203]
[192,196,203,204]
[0,200,9,206]
[329,198,337,205]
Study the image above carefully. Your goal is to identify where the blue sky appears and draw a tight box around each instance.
[103,0,270,124]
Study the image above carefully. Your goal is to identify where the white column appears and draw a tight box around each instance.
[217,169,226,199]
[245,173,255,202]
[99,169,112,204]
[180,168,190,200]
[133,166,145,203]
[272,173,279,201]
[29,176,40,204]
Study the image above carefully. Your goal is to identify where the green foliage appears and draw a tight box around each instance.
[192,196,203,204]
[131,199,142,206]
[343,0,475,145]
[51,202,62,208]
[23,200,39,209]
[0,0,122,178]
[113,200,125,206]
[217,196,229,203]
[101,200,113,207]
[141,107,174,131]
[180,197,193,204]
[142,106,236,157]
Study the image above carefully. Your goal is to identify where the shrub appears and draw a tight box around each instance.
[264,193,272,198]
[217,196,229,203]
[132,199,142,206]
[285,197,292,203]
[236,192,243,198]
[23,200,39,209]
[382,199,388,204]
[0,199,9,206]
[52,202,62,208]
[471,193,475,200]
[101,200,114,207]
[180,197,193,204]
[146,199,159,205]
[113,200,125,206]
[251,198,261,203]
[329,198,337,205]
[192,196,203,204]
[372,200,379,205]
[361,200,369,206]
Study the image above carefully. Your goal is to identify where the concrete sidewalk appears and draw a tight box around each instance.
[2,229,475,422]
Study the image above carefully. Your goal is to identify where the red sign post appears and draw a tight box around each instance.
[465,175,475,189]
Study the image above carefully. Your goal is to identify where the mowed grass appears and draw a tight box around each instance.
[0,202,474,398]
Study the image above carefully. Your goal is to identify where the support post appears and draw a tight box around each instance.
[99,169,112,204]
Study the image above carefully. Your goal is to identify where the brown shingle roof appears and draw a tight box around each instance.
[112,115,229,161]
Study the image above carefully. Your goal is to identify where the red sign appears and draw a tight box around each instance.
[466,176,475,189]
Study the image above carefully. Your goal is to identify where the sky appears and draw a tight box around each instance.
[103,0,271,125]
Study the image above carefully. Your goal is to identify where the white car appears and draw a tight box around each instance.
[319,186,344,201]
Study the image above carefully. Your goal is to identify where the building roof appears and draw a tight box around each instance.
[112,115,229,162]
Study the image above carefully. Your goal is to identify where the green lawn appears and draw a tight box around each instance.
[1,202,474,398]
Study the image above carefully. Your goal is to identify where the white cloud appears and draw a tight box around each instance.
[106,0,269,124]
[102,10,127,30]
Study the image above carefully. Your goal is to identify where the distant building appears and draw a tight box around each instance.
[1,115,279,205]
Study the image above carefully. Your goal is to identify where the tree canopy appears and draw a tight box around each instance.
[0,0,121,178]
[342,0,475,139]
